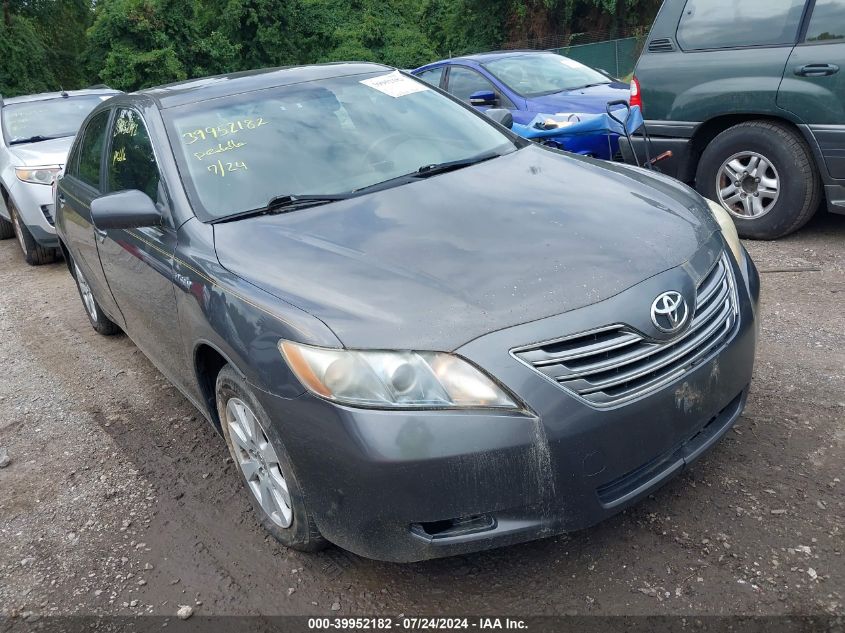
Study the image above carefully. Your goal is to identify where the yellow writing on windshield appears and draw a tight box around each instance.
[112,147,126,164]
[207,160,248,177]
[193,139,247,161]
[182,118,268,145]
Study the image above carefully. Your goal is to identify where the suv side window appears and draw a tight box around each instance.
[677,0,806,50]
[76,110,110,189]
[107,108,160,201]
[417,67,444,87]
[805,0,845,42]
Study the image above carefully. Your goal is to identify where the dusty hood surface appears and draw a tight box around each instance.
[10,136,73,167]
[214,145,717,350]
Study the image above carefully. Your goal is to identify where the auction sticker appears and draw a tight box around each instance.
[360,71,429,98]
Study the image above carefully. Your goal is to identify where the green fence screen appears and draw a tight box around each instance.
[552,37,641,79]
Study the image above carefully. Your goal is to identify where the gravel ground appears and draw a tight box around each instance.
[0,212,842,621]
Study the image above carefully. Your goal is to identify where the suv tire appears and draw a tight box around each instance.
[216,365,328,553]
[0,215,13,240]
[695,121,821,239]
[9,202,59,265]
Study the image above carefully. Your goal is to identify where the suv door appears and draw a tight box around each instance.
[96,107,188,385]
[57,109,125,326]
[777,0,845,177]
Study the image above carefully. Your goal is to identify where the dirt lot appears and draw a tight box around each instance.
[0,212,843,621]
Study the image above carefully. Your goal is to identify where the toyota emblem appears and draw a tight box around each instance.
[651,291,689,333]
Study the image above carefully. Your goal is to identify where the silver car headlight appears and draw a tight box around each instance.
[706,199,743,264]
[15,165,61,186]
[279,340,519,409]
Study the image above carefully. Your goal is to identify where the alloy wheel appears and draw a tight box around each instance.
[74,262,98,322]
[225,397,293,528]
[716,151,780,219]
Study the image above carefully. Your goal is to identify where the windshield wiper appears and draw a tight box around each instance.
[210,193,352,224]
[9,134,63,145]
[415,151,501,178]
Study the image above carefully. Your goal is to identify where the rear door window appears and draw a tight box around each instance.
[416,67,444,87]
[677,0,806,50]
[107,108,161,201]
[805,0,845,42]
[75,110,110,190]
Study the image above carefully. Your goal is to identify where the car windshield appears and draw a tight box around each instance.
[2,96,108,145]
[164,71,517,220]
[484,53,611,97]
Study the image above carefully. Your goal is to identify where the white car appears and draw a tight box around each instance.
[0,88,119,265]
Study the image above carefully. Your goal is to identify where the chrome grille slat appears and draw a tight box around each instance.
[512,253,739,408]
[528,332,641,366]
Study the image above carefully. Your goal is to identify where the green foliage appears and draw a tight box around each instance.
[0,14,55,97]
[0,0,659,97]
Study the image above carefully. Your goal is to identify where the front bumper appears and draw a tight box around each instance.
[5,178,58,247]
[258,243,760,562]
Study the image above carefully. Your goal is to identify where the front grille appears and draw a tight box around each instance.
[512,253,739,408]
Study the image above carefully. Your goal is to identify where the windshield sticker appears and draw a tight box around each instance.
[207,159,248,178]
[193,139,247,161]
[182,118,267,145]
[360,71,429,98]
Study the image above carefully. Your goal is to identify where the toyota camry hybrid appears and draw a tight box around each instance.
[54,63,759,562]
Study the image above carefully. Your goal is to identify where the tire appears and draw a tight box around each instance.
[216,365,327,553]
[9,201,59,265]
[0,214,13,240]
[71,259,121,335]
[695,121,821,240]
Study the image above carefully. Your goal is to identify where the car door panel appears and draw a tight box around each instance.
[776,0,845,177]
[57,110,125,326]
[95,107,191,390]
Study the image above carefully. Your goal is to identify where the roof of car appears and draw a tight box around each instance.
[2,88,121,105]
[419,50,552,68]
[138,62,394,109]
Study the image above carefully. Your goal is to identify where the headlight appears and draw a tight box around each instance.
[15,165,61,186]
[706,199,742,264]
[279,340,520,410]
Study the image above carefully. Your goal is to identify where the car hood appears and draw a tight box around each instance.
[213,145,717,351]
[524,81,630,114]
[9,136,73,167]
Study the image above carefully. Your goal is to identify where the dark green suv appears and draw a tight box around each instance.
[630,0,844,238]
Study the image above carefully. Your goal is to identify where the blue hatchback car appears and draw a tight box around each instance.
[412,50,631,158]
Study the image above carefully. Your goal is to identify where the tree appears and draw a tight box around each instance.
[0,13,55,96]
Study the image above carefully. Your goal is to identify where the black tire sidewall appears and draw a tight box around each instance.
[215,365,324,551]
[9,203,58,265]
[696,125,817,239]
[0,214,13,240]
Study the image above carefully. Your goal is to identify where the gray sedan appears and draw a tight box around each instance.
[54,63,759,562]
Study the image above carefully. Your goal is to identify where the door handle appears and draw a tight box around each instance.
[57,193,66,204]
[795,63,840,77]
[94,228,107,243]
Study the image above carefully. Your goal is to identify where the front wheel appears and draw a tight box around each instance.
[695,121,821,239]
[9,202,59,265]
[216,365,327,552]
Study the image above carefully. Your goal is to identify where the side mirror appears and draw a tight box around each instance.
[91,190,161,230]
[469,90,497,106]
[484,108,513,129]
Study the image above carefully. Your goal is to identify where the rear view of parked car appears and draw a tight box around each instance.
[630,0,845,239]
[0,88,119,264]
[55,64,758,562]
